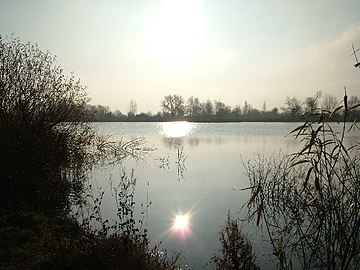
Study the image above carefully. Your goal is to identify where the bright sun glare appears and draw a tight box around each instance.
[145,0,206,68]
[161,121,194,137]
[173,214,189,230]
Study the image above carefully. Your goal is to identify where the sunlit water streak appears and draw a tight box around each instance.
[161,121,195,137]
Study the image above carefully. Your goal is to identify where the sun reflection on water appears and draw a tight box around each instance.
[172,213,192,238]
[161,121,194,137]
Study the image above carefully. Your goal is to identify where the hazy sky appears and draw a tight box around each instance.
[1,0,359,113]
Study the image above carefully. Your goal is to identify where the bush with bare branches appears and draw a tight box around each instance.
[0,36,94,214]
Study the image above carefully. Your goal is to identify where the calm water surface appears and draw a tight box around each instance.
[89,122,344,269]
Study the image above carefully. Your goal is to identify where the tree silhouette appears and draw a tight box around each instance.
[161,94,185,116]
[214,100,231,117]
[0,36,93,213]
[186,96,202,117]
[127,99,137,118]
[321,93,338,111]
[282,96,302,117]
[201,99,214,116]
[303,92,321,113]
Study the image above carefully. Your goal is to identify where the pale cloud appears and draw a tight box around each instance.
[204,23,360,110]
[271,23,360,99]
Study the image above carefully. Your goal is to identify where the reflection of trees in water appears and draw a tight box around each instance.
[162,137,185,149]
[162,136,223,149]
[159,135,297,183]
[161,136,286,149]
[185,138,199,148]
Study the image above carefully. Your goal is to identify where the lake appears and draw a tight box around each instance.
[88,121,354,269]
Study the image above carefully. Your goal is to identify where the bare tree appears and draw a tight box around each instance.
[128,99,137,118]
[201,99,214,116]
[348,95,360,120]
[303,97,318,112]
[349,95,360,108]
[281,96,302,117]
[262,101,267,113]
[303,92,321,113]
[243,101,253,115]
[161,94,185,116]
[232,105,242,116]
[214,100,231,117]
[114,109,125,118]
[186,96,202,117]
[321,93,338,112]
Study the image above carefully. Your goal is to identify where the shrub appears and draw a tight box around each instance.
[0,35,94,214]
[0,36,179,270]
[212,213,259,270]
[0,210,179,270]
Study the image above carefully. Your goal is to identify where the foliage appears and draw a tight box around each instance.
[243,93,360,269]
[72,167,180,270]
[0,36,179,269]
[0,160,178,270]
[212,213,259,270]
[0,35,94,214]
[0,209,180,270]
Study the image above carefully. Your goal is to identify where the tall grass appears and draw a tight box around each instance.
[243,93,360,269]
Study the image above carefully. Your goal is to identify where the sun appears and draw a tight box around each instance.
[144,0,207,68]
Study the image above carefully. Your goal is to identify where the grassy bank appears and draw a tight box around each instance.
[0,210,179,270]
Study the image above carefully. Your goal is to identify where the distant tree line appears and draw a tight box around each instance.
[87,92,360,122]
